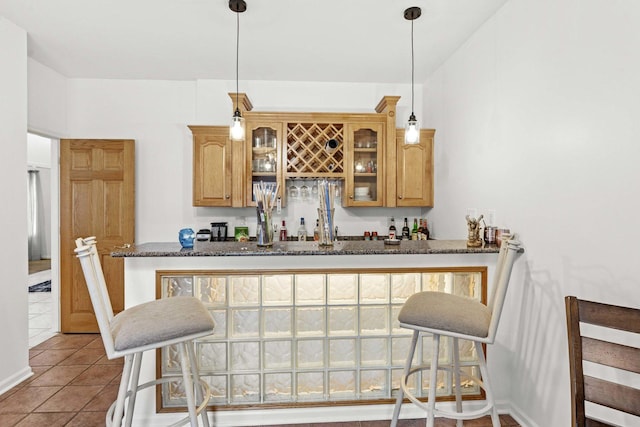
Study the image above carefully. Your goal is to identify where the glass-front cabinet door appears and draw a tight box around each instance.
[245,121,285,206]
[345,122,384,206]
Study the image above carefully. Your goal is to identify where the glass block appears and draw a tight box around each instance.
[391,336,416,366]
[297,371,325,400]
[263,275,293,305]
[391,305,411,335]
[327,274,358,305]
[360,274,389,304]
[329,370,356,399]
[163,276,193,297]
[209,309,227,338]
[295,274,326,305]
[360,306,389,335]
[199,342,227,371]
[422,272,447,293]
[452,272,481,300]
[458,339,477,362]
[264,340,292,370]
[360,369,387,397]
[230,341,260,371]
[390,273,421,303]
[297,339,324,368]
[231,308,260,338]
[295,307,325,336]
[231,374,260,403]
[328,306,357,336]
[329,339,356,368]
[264,373,292,402]
[360,337,388,366]
[162,344,181,373]
[421,369,447,396]
[163,376,187,406]
[229,275,260,306]
[455,365,481,395]
[263,308,292,337]
[196,275,226,305]
[203,375,228,403]
[391,368,417,397]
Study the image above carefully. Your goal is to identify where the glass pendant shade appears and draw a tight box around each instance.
[230,108,245,141]
[404,113,420,144]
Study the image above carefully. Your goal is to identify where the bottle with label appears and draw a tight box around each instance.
[313,219,320,241]
[423,219,430,240]
[388,217,397,240]
[279,220,288,241]
[297,217,307,241]
[401,217,410,240]
[411,218,419,240]
[417,219,424,240]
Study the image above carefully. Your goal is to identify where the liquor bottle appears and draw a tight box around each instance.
[423,219,430,240]
[411,218,418,240]
[313,219,320,241]
[417,219,424,240]
[388,217,397,240]
[401,217,410,240]
[297,217,307,241]
[279,220,288,241]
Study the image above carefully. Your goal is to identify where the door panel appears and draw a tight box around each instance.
[60,139,135,333]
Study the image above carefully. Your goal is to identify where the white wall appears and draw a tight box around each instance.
[424,0,640,425]
[0,17,31,393]
[66,78,424,243]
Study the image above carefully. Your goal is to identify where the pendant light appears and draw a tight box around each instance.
[404,6,421,145]
[229,0,247,141]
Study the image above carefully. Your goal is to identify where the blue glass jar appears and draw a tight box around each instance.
[179,228,196,248]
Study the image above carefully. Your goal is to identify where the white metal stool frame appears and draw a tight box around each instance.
[75,237,214,427]
[390,236,521,427]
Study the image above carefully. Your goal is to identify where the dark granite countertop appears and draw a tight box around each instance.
[111,240,504,257]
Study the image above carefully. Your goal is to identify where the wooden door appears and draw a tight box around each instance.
[396,129,434,207]
[60,139,135,332]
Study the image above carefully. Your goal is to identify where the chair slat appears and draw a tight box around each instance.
[585,418,616,427]
[578,299,640,333]
[583,337,640,374]
[584,375,640,417]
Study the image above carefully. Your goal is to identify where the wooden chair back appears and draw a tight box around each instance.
[565,296,640,426]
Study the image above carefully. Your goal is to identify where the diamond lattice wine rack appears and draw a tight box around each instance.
[286,123,344,177]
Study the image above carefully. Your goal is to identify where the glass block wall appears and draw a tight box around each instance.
[157,268,485,409]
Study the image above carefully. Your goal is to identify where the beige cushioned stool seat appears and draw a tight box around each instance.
[398,292,491,338]
[111,296,215,352]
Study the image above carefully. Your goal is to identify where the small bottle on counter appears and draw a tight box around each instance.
[279,220,287,241]
[313,219,320,241]
[388,217,397,240]
[411,218,418,240]
[298,217,307,241]
[401,217,410,240]
[372,231,378,240]
[423,219,430,240]
[364,231,371,240]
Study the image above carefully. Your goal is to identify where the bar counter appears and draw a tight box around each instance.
[111,239,501,257]
[114,240,511,426]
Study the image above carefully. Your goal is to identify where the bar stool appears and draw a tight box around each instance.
[75,237,215,427]
[390,235,521,427]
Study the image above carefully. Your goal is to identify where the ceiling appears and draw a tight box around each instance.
[0,0,507,83]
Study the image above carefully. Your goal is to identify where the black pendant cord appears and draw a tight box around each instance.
[235,10,240,113]
[410,18,415,116]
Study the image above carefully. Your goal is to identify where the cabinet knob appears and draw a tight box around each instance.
[349,195,354,199]
[225,194,230,199]
[398,196,403,199]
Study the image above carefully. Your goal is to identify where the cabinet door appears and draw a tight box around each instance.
[190,126,234,207]
[345,122,384,206]
[245,121,285,206]
[396,129,434,207]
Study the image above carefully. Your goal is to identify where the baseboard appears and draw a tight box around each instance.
[501,400,539,427]
[0,366,33,396]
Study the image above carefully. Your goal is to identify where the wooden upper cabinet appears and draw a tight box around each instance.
[244,119,285,207]
[395,129,435,207]
[344,121,385,207]
[189,125,242,207]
